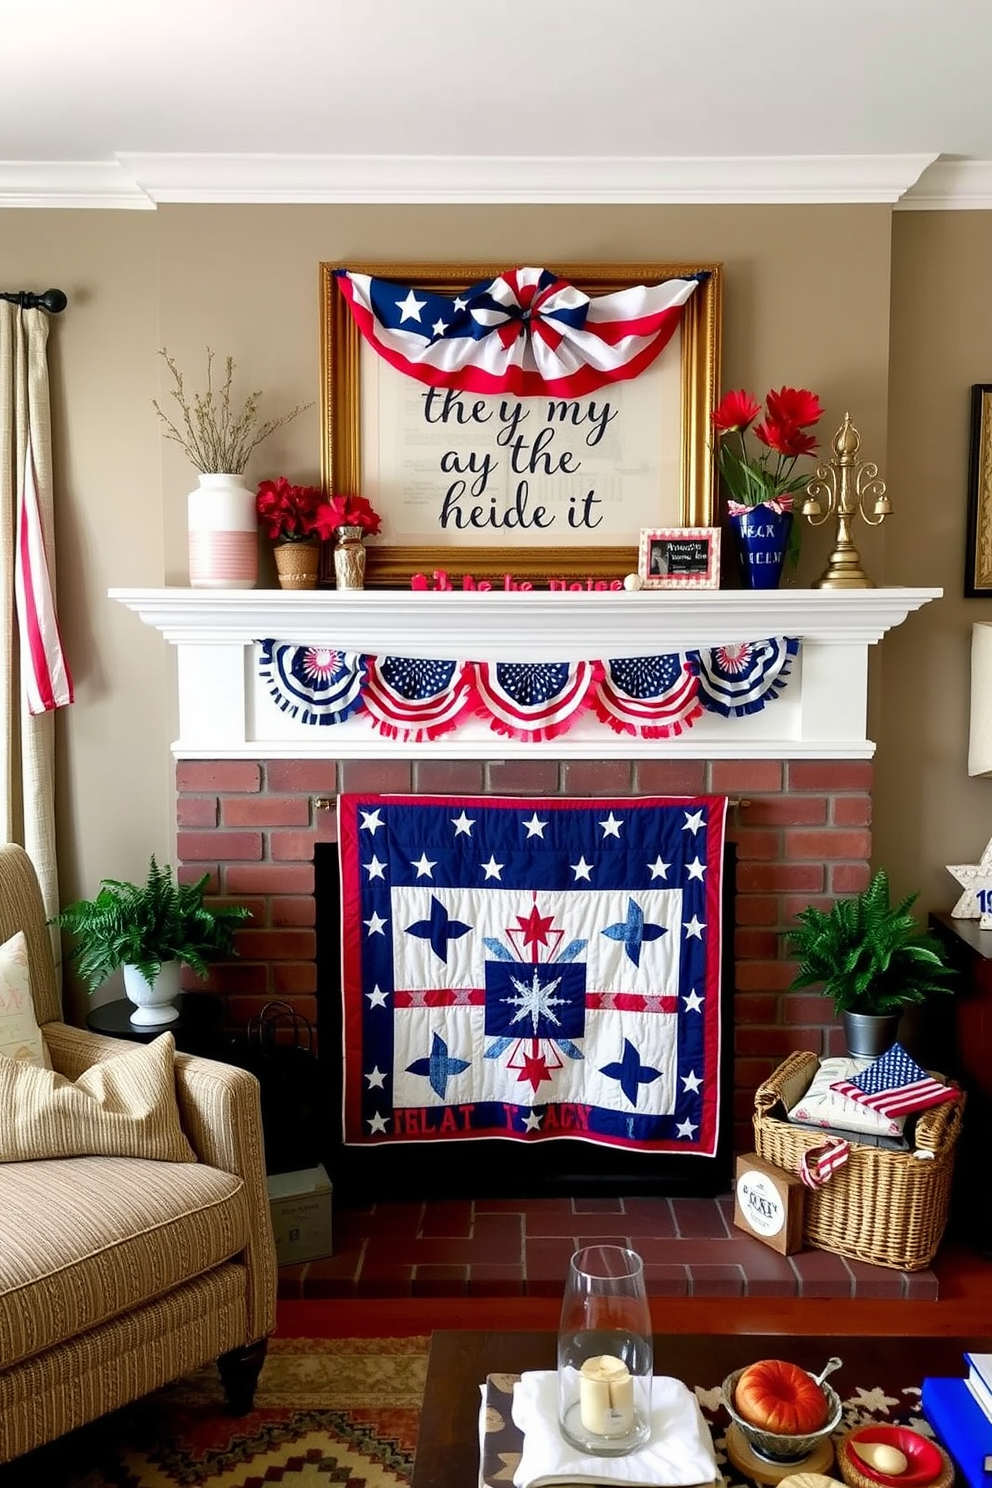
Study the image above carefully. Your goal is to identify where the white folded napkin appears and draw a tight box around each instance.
[511,1370,718,1488]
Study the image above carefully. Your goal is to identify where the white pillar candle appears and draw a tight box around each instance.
[578,1355,635,1436]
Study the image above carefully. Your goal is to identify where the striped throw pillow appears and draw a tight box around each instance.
[0,1031,197,1163]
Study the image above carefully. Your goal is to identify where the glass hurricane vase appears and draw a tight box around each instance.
[557,1245,653,1456]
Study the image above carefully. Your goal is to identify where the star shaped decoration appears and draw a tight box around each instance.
[365,1066,387,1089]
[682,809,705,835]
[683,914,705,939]
[648,856,671,880]
[359,808,384,834]
[368,1112,389,1134]
[411,852,437,878]
[681,1069,702,1093]
[395,289,426,322]
[685,857,706,881]
[451,811,475,836]
[523,1111,543,1132]
[682,989,704,1013]
[947,835,992,924]
[523,813,548,838]
[366,985,388,1009]
[571,856,593,881]
[599,812,624,838]
[676,1118,698,1138]
[431,317,449,337]
[364,854,386,880]
[364,910,388,936]
[481,855,504,880]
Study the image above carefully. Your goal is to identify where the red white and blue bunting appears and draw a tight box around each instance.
[592,653,702,740]
[256,638,799,742]
[361,655,474,742]
[692,637,799,718]
[334,266,705,399]
[258,642,366,726]
[472,660,603,742]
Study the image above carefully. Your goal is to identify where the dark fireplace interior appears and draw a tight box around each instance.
[313,841,736,1205]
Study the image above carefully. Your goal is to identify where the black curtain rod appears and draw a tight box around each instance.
[0,289,67,313]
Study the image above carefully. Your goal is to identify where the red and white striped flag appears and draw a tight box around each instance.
[830,1042,956,1118]
[15,436,73,714]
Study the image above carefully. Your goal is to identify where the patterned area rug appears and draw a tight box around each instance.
[0,1336,428,1487]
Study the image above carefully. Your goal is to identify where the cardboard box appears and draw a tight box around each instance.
[732,1151,805,1254]
[266,1164,332,1265]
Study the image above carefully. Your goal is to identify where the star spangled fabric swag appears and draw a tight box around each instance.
[334,266,705,399]
[338,793,726,1156]
[830,1042,958,1118]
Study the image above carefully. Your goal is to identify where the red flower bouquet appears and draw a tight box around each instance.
[711,386,824,512]
[255,476,338,543]
[324,492,382,538]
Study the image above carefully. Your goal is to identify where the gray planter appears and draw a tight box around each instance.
[842,1010,901,1058]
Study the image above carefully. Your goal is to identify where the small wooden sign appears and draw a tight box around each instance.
[733,1152,806,1255]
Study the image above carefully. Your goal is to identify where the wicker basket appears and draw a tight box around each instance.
[753,1050,964,1270]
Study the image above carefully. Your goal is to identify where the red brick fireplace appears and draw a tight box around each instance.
[175,750,871,1156]
[108,582,941,1170]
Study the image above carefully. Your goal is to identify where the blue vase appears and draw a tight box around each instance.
[729,505,792,589]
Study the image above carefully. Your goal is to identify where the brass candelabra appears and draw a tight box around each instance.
[801,412,892,588]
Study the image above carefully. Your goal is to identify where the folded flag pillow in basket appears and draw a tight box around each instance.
[830,1042,957,1118]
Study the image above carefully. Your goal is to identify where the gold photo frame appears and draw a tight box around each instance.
[319,261,722,587]
[967,383,992,596]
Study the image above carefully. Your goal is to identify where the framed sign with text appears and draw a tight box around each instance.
[319,261,722,586]
[639,525,721,589]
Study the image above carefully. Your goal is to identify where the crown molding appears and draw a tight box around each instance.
[0,160,153,209]
[897,158,992,209]
[116,151,938,205]
[0,152,942,209]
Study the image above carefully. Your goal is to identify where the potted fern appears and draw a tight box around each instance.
[787,869,956,1056]
[53,856,250,1028]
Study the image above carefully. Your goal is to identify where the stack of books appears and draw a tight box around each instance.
[922,1351,992,1487]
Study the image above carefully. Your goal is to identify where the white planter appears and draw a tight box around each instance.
[123,960,182,1026]
[187,473,258,590]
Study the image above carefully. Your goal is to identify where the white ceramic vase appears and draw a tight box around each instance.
[187,473,258,589]
[122,960,182,1026]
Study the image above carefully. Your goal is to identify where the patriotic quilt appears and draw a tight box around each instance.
[338,793,726,1155]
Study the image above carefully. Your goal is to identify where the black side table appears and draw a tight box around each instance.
[85,993,225,1059]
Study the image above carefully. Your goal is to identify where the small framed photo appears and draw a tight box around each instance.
[638,526,721,589]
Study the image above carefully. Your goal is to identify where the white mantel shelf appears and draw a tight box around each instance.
[110,586,942,761]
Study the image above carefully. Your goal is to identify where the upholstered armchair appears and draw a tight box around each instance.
[0,843,278,1464]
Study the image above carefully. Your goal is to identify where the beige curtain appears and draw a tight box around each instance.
[0,303,60,927]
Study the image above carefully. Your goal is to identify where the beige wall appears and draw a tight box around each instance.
[8,198,973,934]
[875,211,992,908]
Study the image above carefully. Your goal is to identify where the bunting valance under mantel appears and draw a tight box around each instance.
[108,587,941,761]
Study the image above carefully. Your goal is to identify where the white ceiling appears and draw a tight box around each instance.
[4,0,992,207]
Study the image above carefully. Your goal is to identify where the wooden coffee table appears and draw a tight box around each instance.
[411,1330,986,1488]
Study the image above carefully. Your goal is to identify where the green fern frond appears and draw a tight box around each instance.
[787,868,956,1015]
[50,855,250,993]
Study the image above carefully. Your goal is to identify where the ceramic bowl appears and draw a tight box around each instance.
[722,1367,843,1463]
[844,1425,945,1487]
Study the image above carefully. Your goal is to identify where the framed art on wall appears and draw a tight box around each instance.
[319,261,722,586]
[966,383,992,597]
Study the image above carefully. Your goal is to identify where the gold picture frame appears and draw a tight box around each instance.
[319,261,722,587]
[967,383,992,597]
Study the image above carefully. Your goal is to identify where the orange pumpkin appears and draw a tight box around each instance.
[735,1359,828,1435]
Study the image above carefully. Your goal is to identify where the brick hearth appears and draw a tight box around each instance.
[274,1193,937,1302]
[176,753,871,1155]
